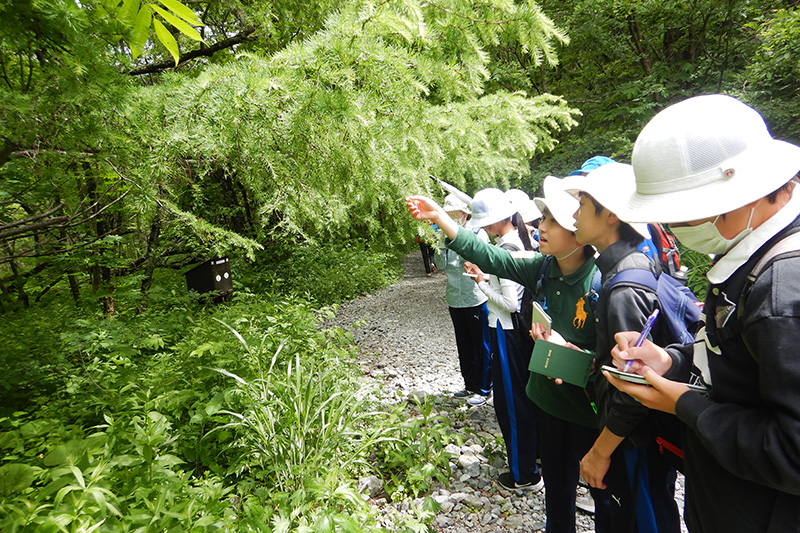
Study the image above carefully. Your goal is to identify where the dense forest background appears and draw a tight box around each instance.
[2,0,799,530]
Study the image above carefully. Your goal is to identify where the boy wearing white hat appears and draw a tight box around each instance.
[607,94,800,532]
[435,194,493,401]
[563,164,682,533]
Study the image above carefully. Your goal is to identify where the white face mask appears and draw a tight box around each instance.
[450,212,468,227]
[669,208,755,255]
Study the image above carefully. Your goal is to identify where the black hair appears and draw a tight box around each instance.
[511,213,535,251]
[619,222,645,246]
[767,173,800,204]
[588,195,605,215]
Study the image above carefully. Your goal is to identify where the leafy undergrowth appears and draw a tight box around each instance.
[0,249,456,532]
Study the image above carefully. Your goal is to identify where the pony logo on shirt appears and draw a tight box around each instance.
[573,296,587,328]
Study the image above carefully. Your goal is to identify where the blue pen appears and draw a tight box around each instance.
[623,309,659,372]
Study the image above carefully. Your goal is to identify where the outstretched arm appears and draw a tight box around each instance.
[405,196,459,240]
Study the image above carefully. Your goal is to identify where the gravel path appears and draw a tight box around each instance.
[328,253,686,532]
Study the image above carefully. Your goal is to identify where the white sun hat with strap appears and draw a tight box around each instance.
[562,162,651,239]
[466,188,518,229]
[442,193,471,214]
[505,189,542,223]
[534,175,579,232]
[623,94,800,224]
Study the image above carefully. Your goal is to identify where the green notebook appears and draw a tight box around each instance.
[529,340,594,387]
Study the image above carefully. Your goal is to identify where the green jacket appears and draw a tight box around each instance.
[447,226,599,428]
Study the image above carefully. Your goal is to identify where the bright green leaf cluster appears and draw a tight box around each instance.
[112,0,204,63]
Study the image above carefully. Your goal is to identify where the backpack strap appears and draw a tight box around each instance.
[607,268,658,293]
[736,230,800,324]
[747,230,800,281]
[535,255,555,308]
[586,268,603,314]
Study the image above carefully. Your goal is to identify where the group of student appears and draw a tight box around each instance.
[406,94,800,533]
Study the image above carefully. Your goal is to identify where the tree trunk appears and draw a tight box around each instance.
[137,210,163,313]
[101,266,115,317]
[85,170,116,317]
[68,274,81,305]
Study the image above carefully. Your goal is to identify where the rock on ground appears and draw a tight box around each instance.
[327,252,687,532]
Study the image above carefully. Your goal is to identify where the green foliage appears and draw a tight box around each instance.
[513,0,794,181]
[737,7,800,143]
[102,0,205,63]
[0,248,455,531]
[131,0,579,254]
[209,319,370,486]
[677,244,712,301]
[371,395,456,499]
[239,242,403,305]
[2,0,579,317]
[0,407,239,531]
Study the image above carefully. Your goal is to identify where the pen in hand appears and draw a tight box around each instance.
[623,309,660,372]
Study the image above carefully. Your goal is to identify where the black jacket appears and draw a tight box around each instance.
[673,214,800,533]
[593,240,662,443]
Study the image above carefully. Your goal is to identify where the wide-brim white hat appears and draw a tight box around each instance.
[505,189,542,223]
[563,163,651,239]
[622,94,800,224]
[466,188,518,229]
[533,176,578,232]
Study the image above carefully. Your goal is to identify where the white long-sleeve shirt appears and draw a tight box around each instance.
[477,229,525,330]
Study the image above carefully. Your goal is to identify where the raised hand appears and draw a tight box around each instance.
[405,196,443,222]
[405,195,459,239]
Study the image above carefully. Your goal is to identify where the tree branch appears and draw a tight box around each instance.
[0,216,70,240]
[0,202,66,233]
[0,211,139,264]
[10,148,98,159]
[128,25,259,76]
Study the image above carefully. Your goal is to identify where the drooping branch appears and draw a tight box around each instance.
[0,185,132,242]
[0,211,139,264]
[128,25,259,76]
[0,202,66,233]
[0,215,70,240]
[10,149,98,159]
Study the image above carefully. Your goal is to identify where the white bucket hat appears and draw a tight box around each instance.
[533,176,578,232]
[563,163,651,239]
[623,94,800,223]
[505,189,542,223]
[466,188,518,229]
[442,193,471,214]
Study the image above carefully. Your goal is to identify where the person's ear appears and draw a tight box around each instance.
[606,211,619,226]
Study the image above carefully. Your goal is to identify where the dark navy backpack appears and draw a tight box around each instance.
[606,268,702,345]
